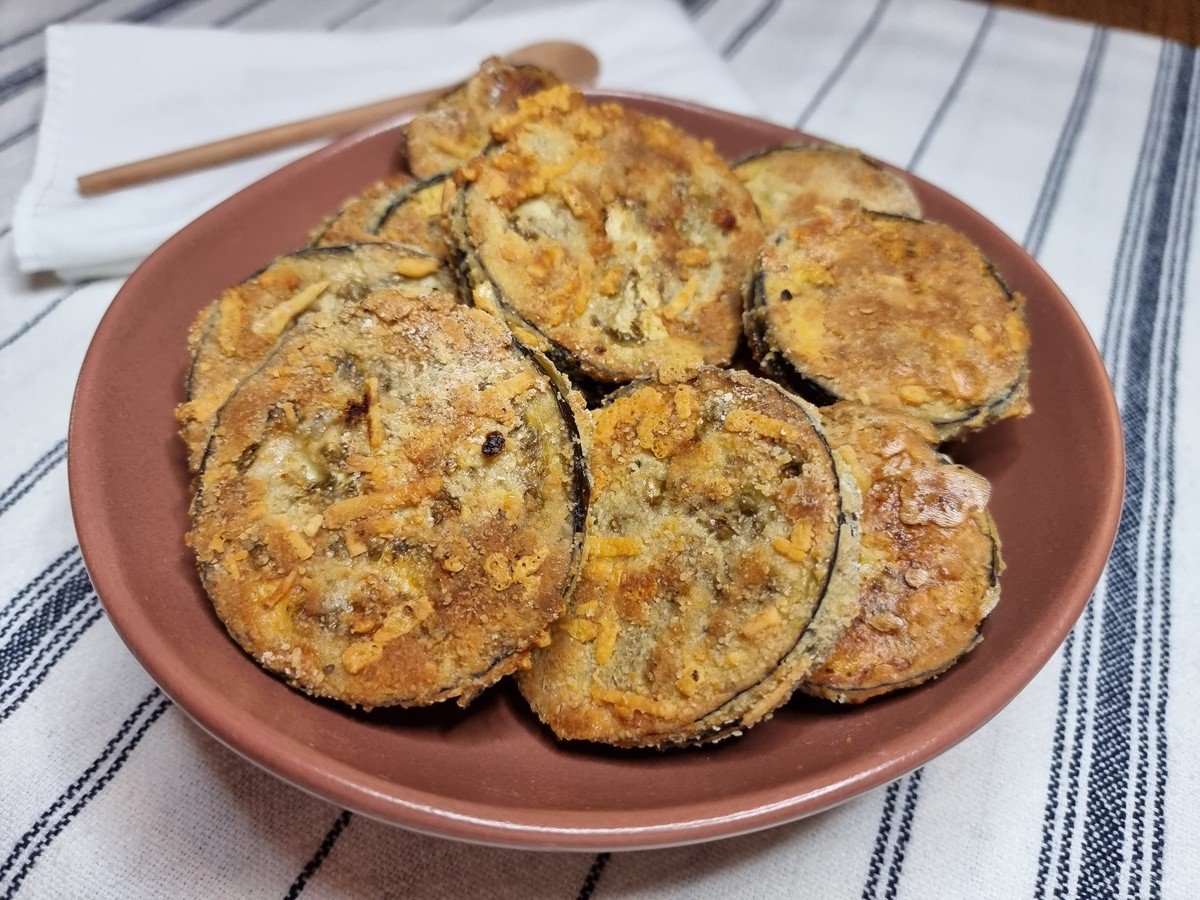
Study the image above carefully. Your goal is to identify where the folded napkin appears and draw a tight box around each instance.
[13,0,757,280]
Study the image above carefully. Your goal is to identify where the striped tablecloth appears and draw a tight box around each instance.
[1,1,1195,897]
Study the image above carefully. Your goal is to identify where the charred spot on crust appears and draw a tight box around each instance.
[343,395,369,425]
[235,442,260,471]
[482,431,506,456]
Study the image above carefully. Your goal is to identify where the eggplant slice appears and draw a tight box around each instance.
[178,243,453,471]
[452,86,764,385]
[309,174,414,247]
[803,402,1001,703]
[518,367,861,748]
[189,290,589,709]
[373,175,451,259]
[747,207,1031,439]
[735,144,920,232]
[405,56,560,179]
[311,175,450,260]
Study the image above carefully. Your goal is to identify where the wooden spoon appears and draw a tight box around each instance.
[76,40,600,197]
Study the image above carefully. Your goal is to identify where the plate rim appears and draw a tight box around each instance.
[68,90,1125,851]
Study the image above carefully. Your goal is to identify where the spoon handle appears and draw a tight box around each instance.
[75,85,451,196]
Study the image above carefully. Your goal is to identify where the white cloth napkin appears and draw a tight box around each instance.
[12,0,757,280]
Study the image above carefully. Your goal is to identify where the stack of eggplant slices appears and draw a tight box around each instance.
[180,58,1030,749]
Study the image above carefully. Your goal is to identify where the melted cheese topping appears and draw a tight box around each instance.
[406,58,561,179]
[518,367,858,747]
[454,86,764,383]
[177,244,453,471]
[189,291,586,709]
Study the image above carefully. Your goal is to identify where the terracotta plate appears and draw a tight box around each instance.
[68,93,1123,851]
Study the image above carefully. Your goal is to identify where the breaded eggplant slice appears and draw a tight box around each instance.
[177,243,452,471]
[189,290,588,709]
[406,56,560,179]
[310,174,414,247]
[452,86,764,384]
[518,368,861,748]
[804,402,1001,702]
[735,144,920,231]
[747,207,1031,438]
[373,175,451,259]
[311,175,450,260]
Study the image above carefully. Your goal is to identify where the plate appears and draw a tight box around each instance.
[68,93,1123,851]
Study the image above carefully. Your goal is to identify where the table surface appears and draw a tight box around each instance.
[996,0,1199,44]
[1,1,1197,898]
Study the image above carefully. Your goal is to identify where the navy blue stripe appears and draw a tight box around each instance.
[1032,623,1079,898]
[795,0,890,128]
[1149,84,1189,892]
[212,0,275,28]
[0,0,111,55]
[883,771,923,900]
[1078,45,1196,900]
[453,0,499,25]
[325,0,385,29]
[1046,43,1180,900]
[0,565,93,686]
[1103,45,1178,391]
[0,122,35,155]
[0,282,94,354]
[1023,28,1108,256]
[860,23,1112,899]
[283,810,352,899]
[0,439,66,518]
[1038,43,1173,893]
[0,548,79,639]
[0,689,170,897]
[722,0,781,58]
[861,779,901,900]
[0,607,102,724]
[576,852,611,900]
[0,0,199,110]
[1050,605,1099,897]
[1132,50,1197,900]
[906,6,995,170]
[0,689,168,881]
[123,0,200,24]
[0,60,42,106]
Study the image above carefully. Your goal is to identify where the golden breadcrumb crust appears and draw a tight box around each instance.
[189,291,588,708]
[452,85,764,384]
[311,176,451,261]
[177,243,453,471]
[310,174,414,247]
[518,367,861,747]
[372,176,451,259]
[803,402,1002,702]
[735,144,921,232]
[748,206,1031,438]
[406,57,561,179]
